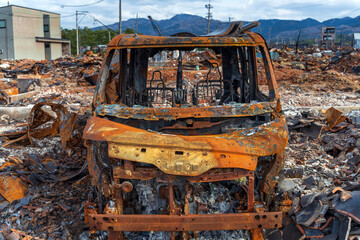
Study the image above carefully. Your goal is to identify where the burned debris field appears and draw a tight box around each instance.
[1,28,360,240]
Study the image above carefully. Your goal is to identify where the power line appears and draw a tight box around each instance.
[336,8,360,19]
[133,0,170,18]
[78,13,88,24]
[60,0,104,8]
[61,15,76,18]
[280,3,326,10]
[205,0,213,34]
[86,12,115,32]
[74,11,116,53]
[86,12,114,42]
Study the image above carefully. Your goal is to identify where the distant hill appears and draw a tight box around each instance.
[93,13,360,41]
[93,14,223,36]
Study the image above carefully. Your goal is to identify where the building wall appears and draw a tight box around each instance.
[12,6,62,60]
[0,5,65,60]
[49,13,61,39]
[51,43,62,59]
[0,6,15,59]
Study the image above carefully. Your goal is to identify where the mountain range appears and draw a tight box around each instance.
[94,14,360,41]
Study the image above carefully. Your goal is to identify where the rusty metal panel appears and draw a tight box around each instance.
[108,32,266,49]
[0,174,27,203]
[2,102,79,151]
[83,115,288,176]
[95,100,277,120]
[88,212,282,232]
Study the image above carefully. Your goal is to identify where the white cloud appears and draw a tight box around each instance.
[0,0,360,29]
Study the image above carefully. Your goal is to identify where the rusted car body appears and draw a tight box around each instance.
[83,22,288,239]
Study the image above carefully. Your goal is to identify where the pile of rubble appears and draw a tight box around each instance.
[272,48,360,93]
[0,101,92,239]
[0,55,101,108]
[0,55,101,239]
[272,107,360,239]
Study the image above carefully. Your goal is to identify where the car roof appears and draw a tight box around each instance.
[107,31,266,49]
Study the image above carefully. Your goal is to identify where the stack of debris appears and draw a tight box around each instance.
[0,55,102,107]
[274,107,360,239]
[0,102,92,239]
[273,49,360,94]
[285,187,360,239]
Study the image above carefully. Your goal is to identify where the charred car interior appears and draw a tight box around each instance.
[83,22,289,240]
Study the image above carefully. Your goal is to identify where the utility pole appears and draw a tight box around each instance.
[340,29,343,48]
[76,10,79,56]
[268,27,272,46]
[75,11,88,56]
[205,0,213,34]
[295,29,302,54]
[136,13,138,33]
[119,0,122,34]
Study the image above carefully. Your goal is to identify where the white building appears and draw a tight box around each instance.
[0,4,70,60]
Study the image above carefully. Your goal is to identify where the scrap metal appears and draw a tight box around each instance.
[0,174,27,203]
[1,102,79,151]
[82,21,288,239]
[324,107,349,130]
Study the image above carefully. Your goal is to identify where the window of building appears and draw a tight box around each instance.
[44,24,49,32]
[0,20,6,28]
[43,14,50,37]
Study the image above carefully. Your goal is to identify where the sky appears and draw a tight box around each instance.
[1,0,360,29]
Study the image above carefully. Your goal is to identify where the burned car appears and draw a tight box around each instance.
[83,22,288,240]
